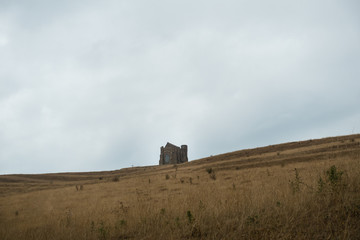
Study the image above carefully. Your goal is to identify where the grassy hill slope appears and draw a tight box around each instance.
[0,134,359,239]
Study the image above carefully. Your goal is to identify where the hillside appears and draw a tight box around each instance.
[1,134,359,195]
[0,134,360,239]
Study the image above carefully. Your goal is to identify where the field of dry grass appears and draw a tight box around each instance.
[1,134,360,239]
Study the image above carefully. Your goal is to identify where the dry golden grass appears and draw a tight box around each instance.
[0,134,360,239]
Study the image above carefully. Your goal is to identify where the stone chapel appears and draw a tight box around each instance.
[159,143,188,165]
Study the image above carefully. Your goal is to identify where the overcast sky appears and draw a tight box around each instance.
[0,0,359,174]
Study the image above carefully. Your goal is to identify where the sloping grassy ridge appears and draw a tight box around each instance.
[0,134,359,239]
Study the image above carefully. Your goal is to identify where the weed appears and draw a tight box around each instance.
[191,225,202,238]
[246,215,259,225]
[189,177,193,184]
[112,176,119,182]
[232,183,236,190]
[210,171,216,180]
[206,167,216,180]
[98,221,108,240]
[317,165,345,193]
[198,200,205,210]
[160,208,166,215]
[326,165,343,188]
[119,219,126,226]
[115,219,127,230]
[289,168,301,193]
[165,174,170,180]
[175,217,180,227]
[186,210,194,224]
[119,202,129,214]
[15,210,19,216]
[317,176,325,193]
[290,168,314,193]
[206,168,213,174]
[90,221,95,232]
[65,209,72,227]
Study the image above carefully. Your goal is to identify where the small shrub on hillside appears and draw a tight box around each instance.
[317,176,325,193]
[206,167,216,180]
[97,221,109,240]
[289,168,301,193]
[160,208,166,215]
[326,165,343,187]
[119,219,126,227]
[112,176,119,182]
[186,210,194,224]
[165,174,170,180]
[318,165,346,193]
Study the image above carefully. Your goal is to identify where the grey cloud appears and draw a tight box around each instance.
[0,0,359,173]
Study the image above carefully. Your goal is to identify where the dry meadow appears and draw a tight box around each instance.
[1,134,360,239]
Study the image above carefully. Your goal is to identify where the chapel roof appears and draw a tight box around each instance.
[165,142,180,149]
